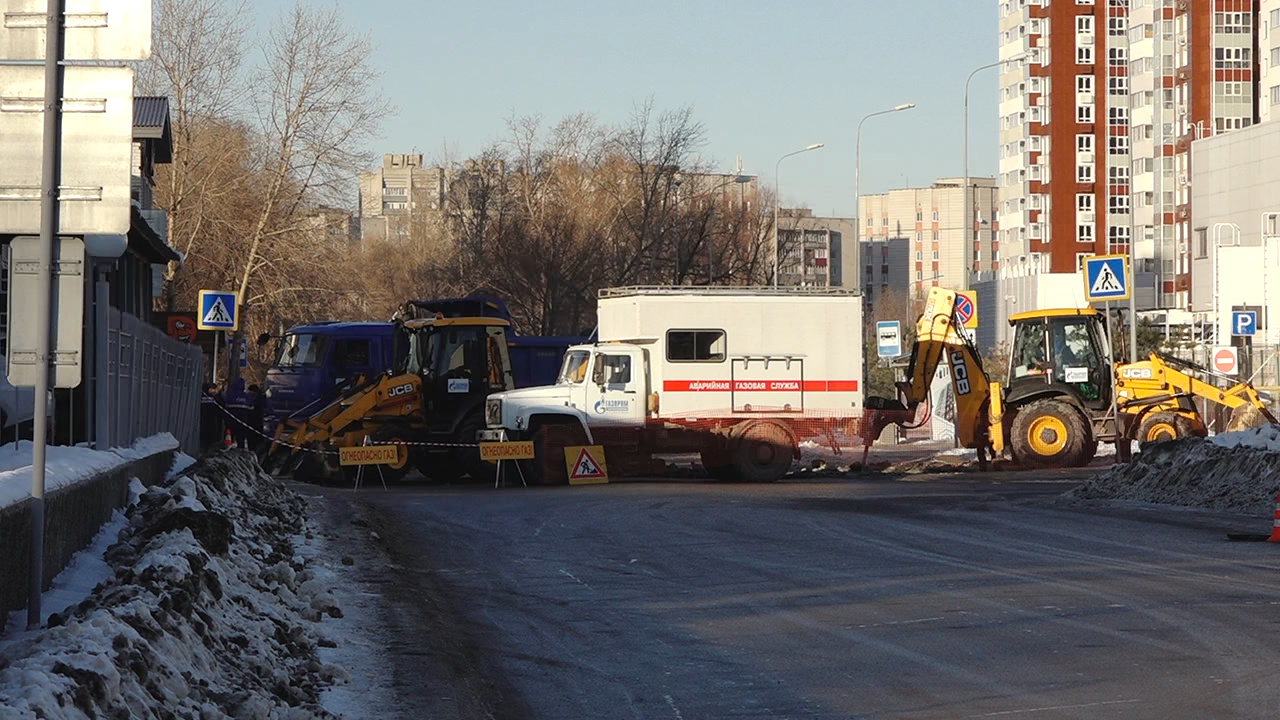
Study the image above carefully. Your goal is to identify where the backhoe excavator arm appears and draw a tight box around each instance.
[861,288,995,457]
[1118,352,1278,423]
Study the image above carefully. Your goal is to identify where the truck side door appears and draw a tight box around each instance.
[586,349,646,426]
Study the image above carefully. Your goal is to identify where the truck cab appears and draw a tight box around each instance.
[484,343,649,439]
[262,322,397,425]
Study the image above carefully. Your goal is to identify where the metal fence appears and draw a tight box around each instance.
[102,308,203,455]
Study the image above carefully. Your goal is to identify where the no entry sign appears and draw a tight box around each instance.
[1212,346,1238,376]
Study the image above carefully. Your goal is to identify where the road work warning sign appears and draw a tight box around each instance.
[479,441,535,462]
[339,444,401,466]
[565,445,608,485]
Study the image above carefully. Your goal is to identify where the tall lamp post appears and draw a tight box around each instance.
[963,55,1024,288]
[773,143,824,287]
[855,103,915,294]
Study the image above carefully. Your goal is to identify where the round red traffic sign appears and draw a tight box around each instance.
[954,294,975,325]
[1213,347,1238,374]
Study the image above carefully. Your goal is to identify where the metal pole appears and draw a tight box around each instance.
[773,162,780,287]
[94,266,109,451]
[1126,25,1137,364]
[29,0,64,630]
[212,331,219,386]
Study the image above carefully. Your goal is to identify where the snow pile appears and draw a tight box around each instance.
[1064,428,1280,515]
[0,433,181,511]
[0,451,348,719]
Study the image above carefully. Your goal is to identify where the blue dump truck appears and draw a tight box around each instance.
[261,295,588,429]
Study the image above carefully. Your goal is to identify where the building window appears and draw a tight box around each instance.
[1077,104,1094,123]
[932,231,939,241]
[882,216,889,226]
[1273,8,1280,29]
[1077,75,1094,93]
[1215,47,1251,70]
[916,251,922,261]
[1214,12,1252,33]
[932,250,939,260]
[1078,225,1095,243]
[1109,107,1128,125]
[1077,164,1095,183]
[1108,47,1127,66]
[1077,45,1094,64]
[1109,165,1130,183]
[1076,253,1091,270]
[1077,194,1094,212]
[1108,76,1128,95]
[915,211,922,221]
[1076,16,1093,33]
[1109,135,1129,154]
[1195,228,1208,258]
[1108,226,1131,250]
[1077,134,1094,153]
[1108,17,1125,35]
[1109,195,1130,213]
[932,210,939,221]
[916,270,922,280]
[1215,117,1251,132]
[1271,85,1280,106]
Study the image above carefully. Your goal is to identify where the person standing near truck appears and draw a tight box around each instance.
[224,377,254,449]
[248,383,266,453]
[200,382,225,452]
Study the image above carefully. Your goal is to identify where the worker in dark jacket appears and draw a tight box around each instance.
[224,377,254,449]
[200,382,225,451]
[248,383,266,453]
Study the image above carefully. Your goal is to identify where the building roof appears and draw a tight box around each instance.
[133,96,173,164]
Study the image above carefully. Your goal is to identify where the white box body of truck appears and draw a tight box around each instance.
[595,287,863,420]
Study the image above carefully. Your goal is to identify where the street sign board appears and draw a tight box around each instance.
[0,65,135,234]
[565,445,609,485]
[479,441,536,462]
[0,0,152,61]
[1232,311,1257,337]
[876,320,901,358]
[6,236,84,388]
[197,290,239,331]
[1213,346,1239,375]
[1082,254,1130,302]
[954,290,978,329]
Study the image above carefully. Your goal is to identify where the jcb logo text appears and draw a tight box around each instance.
[387,383,414,398]
[950,350,971,395]
[1120,368,1152,379]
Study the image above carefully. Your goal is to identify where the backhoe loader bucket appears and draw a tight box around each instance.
[1226,404,1273,433]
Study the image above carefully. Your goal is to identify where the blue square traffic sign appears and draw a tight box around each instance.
[197,290,239,331]
[1232,310,1257,337]
[1082,255,1129,302]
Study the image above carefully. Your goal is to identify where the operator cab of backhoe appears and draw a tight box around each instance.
[1006,308,1113,412]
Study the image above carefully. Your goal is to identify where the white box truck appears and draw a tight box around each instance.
[480,286,864,482]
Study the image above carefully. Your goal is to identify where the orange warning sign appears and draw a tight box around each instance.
[564,445,608,485]
[479,441,535,462]
[338,444,401,466]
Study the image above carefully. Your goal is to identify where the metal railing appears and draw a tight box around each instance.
[103,308,203,455]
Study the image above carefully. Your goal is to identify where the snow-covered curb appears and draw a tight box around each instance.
[0,434,181,511]
[0,451,351,719]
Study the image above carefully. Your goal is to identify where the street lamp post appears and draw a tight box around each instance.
[963,55,1025,289]
[773,143,824,287]
[855,103,915,294]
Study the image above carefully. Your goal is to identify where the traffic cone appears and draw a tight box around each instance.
[1268,493,1280,543]
[224,429,233,448]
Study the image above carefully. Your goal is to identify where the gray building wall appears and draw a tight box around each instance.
[862,236,910,317]
[777,210,857,287]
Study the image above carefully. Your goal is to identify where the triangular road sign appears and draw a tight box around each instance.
[202,296,232,325]
[570,448,605,479]
[1090,263,1122,295]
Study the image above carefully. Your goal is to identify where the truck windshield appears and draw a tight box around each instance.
[274,333,328,368]
[558,350,591,384]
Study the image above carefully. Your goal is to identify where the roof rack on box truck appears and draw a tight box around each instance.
[481,286,864,484]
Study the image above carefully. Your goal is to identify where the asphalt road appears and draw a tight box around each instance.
[324,466,1280,720]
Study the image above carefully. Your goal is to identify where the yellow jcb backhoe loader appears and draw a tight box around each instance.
[861,287,1275,469]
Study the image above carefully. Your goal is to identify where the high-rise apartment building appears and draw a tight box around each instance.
[997,0,1258,310]
[859,177,999,299]
[1258,1,1280,120]
[356,154,447,242]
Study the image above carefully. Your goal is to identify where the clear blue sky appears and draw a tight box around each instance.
[254,0,999,218]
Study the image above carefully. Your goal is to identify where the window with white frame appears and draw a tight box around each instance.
[1108,225,1131,249]
[1076,252,1092,270]
[1077,104,1094,123]
[1078,163,1095,182]
[1273,8,1280,29]
[1215,47,1251,70]
[1109,135,1129,154]
[1109,106,1128,124]
[1214,12,1251,33]
[1077,225,1095,243]
[1077,75,1094,93]
[1215,116,1251,132]
[1109,76,1128,94]
[1076,16,1093,33]
[1077,134,1094,152]
[932,210,939,221]
[1109,195,1130,213]
[1271,85,1280,106]
[1077,194,1094,212]
[1108,165,1130,183]
[1108,17,1125,35]
[1108,47,1127,66]
[1077,45,1094,64]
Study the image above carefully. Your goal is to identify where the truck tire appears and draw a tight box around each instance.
[1010,399,1088,468]
[731,421,795,483]
[1137,412,1187,448]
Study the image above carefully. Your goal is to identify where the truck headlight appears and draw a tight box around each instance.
[485,398,503,427]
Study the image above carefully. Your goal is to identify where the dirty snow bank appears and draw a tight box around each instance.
[0,451,348,719]
[1064,427,1280,515]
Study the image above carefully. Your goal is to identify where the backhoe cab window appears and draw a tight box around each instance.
[667,330,726,362]
[275,334,328,368]
[559,350,591,384]
[427,327,484,379]
[1050,318,1100,394]
[1011,319,1047,378]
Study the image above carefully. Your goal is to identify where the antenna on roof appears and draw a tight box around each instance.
[736,155,743,174]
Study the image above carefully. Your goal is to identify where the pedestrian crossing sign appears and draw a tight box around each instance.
[197,290,239,331]
[1082,255,1130,302]
[564,445,609,485]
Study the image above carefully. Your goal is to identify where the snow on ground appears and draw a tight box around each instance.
[1065,425,1280,515]
[0,450,384,719]
[0,434,181,510]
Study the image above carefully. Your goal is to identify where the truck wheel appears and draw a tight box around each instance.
[1138,412,1187,447]
[732,421,795,483]
[1010,399,1087,468]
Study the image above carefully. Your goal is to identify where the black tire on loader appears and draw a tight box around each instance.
[1010,398,1089,468]
[1137,411,1187,448]
[368,426,413,483]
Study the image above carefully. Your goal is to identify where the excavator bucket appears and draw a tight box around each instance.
[1226,403,1273,433]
